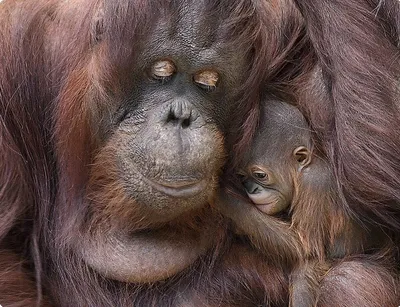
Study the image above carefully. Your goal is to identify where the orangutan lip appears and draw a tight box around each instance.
[157,180,200,188]
[146,178,207,198]
[131,165,207,198]
[247,193,269,205]
[254,203,273,214]
[248,195,274,214]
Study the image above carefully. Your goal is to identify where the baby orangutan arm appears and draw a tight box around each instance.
[216,190,329,307]
[216,189,301,267]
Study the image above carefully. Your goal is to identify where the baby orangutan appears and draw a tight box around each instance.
[217,100,398,307]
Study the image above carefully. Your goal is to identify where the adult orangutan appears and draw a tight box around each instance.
[1,0,400,306]
[0,0,304,306]
[217,99,399,307]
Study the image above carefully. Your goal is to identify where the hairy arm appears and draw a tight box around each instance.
[216,190,301,267]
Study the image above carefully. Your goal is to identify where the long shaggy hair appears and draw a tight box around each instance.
[0,0,305,305]
[2,0,399,305]
[293,0,400,231]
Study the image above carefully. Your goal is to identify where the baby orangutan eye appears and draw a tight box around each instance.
[151,60,176,80]
[193,70,219,91]
[252,170,267,180]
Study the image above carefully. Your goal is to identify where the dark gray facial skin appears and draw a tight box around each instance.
[239,100,313,215]
[79,3,250,283]
[106,4,249,219]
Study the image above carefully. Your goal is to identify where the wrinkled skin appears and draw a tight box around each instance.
[38,1,253,286]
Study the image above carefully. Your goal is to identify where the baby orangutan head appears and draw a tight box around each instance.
[238,100,313,215]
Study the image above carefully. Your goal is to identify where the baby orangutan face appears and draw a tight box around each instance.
[238,101,313,215]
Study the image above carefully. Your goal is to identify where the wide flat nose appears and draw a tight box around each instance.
[165,100,196,128]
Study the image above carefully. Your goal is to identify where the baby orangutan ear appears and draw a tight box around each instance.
[293,146,312,170]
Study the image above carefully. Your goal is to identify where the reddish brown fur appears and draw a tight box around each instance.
[0,250,51,307]
[0,0,302,306]
[1,0,400,305]
[293,0,400,230]
[317,255,399,307]
[287,3,400,302]
[185,242,289,307]
[217,99,399,306]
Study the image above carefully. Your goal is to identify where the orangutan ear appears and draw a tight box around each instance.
[293,146,312,170]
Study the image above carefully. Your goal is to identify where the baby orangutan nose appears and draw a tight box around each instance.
[243,179,263,195]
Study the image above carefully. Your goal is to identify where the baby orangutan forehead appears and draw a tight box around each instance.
[261,100,309,130]
[258,100,311,142]
[243,100,313,165]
